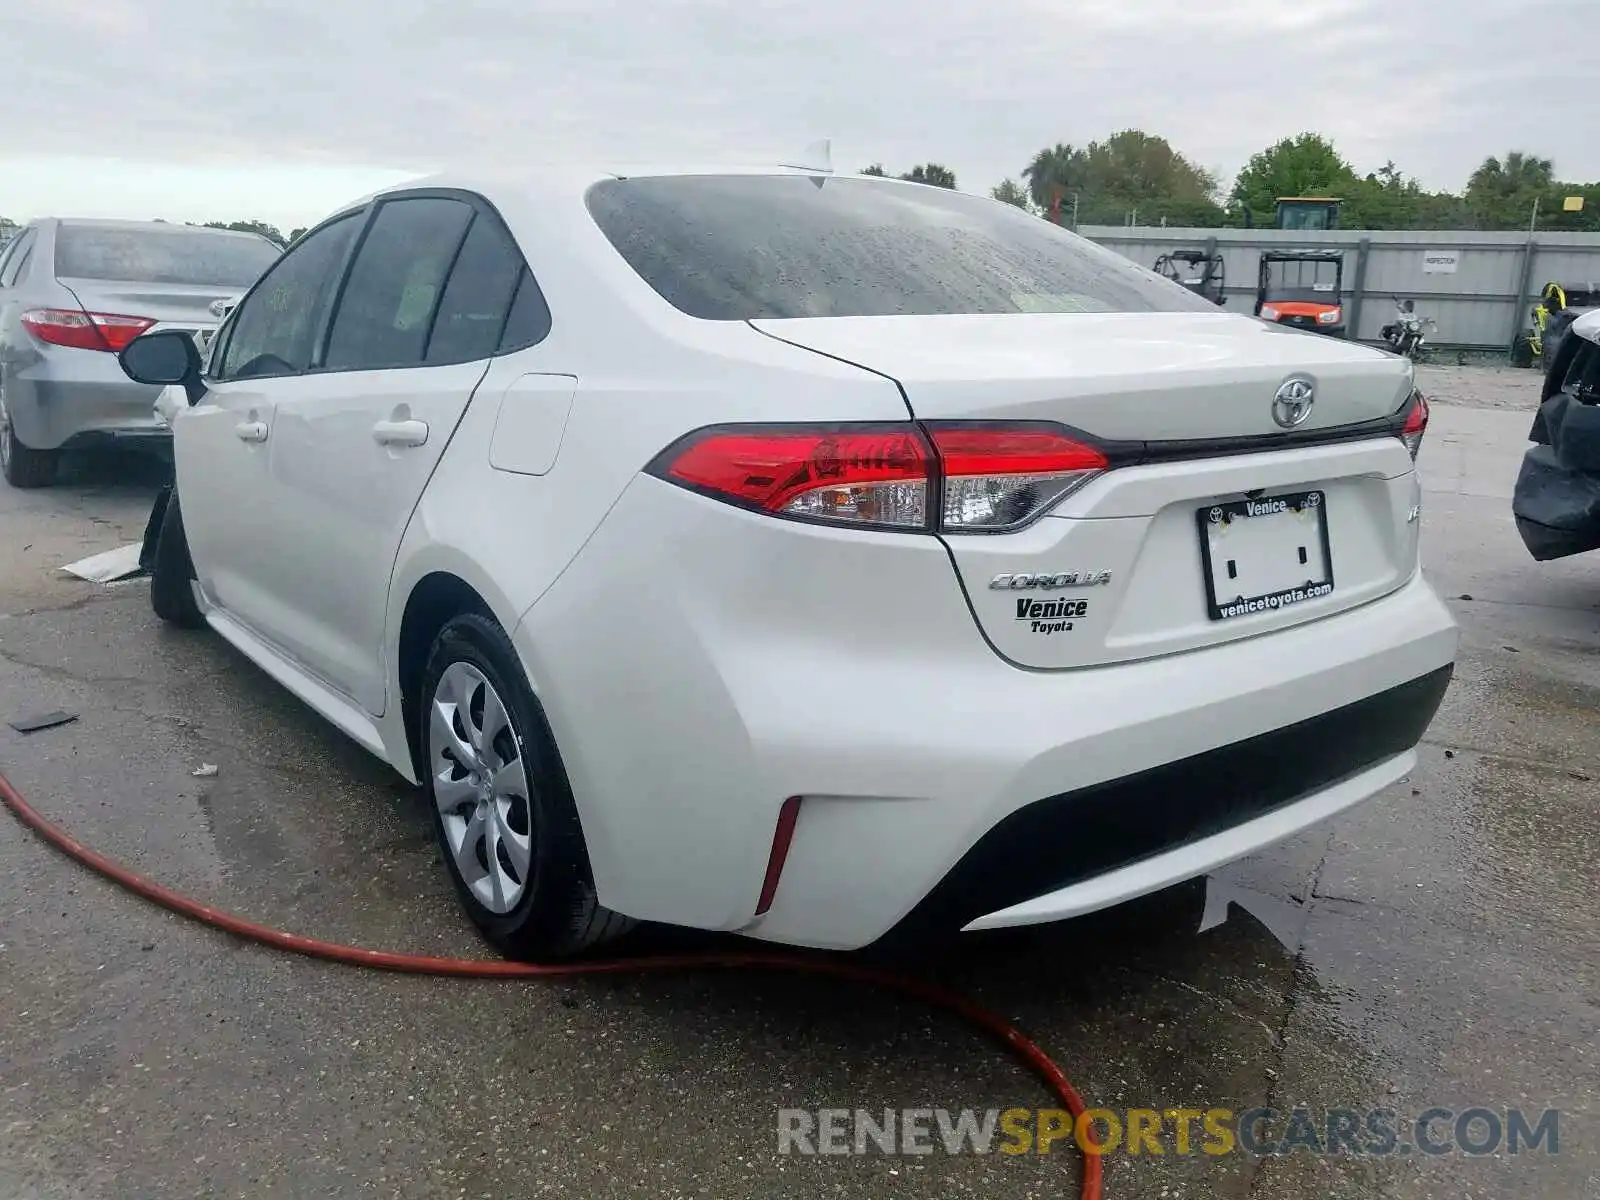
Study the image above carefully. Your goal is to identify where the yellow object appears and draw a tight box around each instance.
[1562,195,1584,212]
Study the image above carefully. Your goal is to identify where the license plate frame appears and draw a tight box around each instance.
[1196,489,1335,622]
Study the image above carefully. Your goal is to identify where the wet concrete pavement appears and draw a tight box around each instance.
[1,374,1597,1199]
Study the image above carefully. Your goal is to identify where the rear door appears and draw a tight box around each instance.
[257,191,537,714]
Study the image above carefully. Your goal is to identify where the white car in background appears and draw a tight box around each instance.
[117,165,1458,958]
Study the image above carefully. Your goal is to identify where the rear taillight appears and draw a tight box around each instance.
[1399,390,1429,459]
[648,422,1108,533]
[21,308,156,352]
[928,425,1108,531]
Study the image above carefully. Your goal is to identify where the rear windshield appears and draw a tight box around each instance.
[55,226,281,287]
[585,175,1215,320]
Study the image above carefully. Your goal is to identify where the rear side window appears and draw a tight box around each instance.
[324,197,474,371]
[219,214,360,380]
[0,228,36,287]
[424,213,526,364]
[497,268,552,352]
[585,175,1215,320]
[55,226,279,286]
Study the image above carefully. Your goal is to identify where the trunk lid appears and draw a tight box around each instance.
[58,278,244,334]
[751,311,1423,671]
[750,311,1413,439]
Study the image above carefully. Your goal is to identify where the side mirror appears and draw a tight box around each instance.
[118,329,205,406]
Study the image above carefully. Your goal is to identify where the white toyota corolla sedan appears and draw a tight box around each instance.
[117,165,1458,958]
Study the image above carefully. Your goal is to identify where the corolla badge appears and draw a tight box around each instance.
[1271,376,1316,429]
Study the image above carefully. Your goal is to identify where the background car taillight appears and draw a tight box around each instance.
[648,422,1108,533]
[1399,390,1429,460]
[21,308,156,352]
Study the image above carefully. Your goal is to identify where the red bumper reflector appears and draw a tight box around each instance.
[755,796,803,916]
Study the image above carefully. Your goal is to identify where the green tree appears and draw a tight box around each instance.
[1465,151,1555,229]
[990,178,1032,210]
[203,219,287,246]
[1229,133,1358,226]
[1078,129,1217,204]
[1023,142,1084,213]
[1023,132,1221,226]
[859,163,888,177]
[901,163,957,189]
[288,227,308,244]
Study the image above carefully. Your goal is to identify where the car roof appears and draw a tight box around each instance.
[49,217,273,241]
[339,162,920,213]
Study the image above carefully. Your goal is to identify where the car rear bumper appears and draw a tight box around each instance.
[897,665,1449,940]
[515,476,1459,951]
[4,352,166,450]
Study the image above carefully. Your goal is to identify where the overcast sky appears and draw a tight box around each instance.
[2,0,1594,231]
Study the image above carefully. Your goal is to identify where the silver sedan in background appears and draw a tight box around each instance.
[0,219,281,487]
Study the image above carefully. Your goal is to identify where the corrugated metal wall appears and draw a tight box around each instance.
[1077,226,1600,349]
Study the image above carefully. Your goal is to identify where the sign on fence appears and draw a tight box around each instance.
[1421,249,1460,274]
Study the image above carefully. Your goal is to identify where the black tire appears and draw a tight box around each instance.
[150,492,205,628]
[0,406,59,489]
[418,613,634,959]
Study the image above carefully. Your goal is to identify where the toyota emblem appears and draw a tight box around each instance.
[1271,377,1316,429]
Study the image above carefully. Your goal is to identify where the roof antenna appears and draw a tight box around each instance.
[779,138,833,175]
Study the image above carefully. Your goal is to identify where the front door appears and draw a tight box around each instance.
[179,211,363,634]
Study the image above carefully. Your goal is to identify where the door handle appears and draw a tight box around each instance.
[372,418,429,448]
[235,420,268,443]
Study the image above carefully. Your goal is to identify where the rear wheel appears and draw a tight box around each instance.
[0,391,59,488]
[419,614,634,959]
[149,492,205,628]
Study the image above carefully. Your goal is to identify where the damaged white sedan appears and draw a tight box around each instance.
[115,164,1458,958]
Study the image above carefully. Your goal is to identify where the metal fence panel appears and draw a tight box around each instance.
[1078,226,1600,350]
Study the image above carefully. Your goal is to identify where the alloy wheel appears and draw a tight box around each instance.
[427,661,534,915]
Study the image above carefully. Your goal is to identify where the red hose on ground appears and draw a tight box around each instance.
[0,768,1102,1199]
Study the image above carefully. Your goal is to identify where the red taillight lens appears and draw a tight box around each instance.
[659,426,933,529]
[21,308,156,352]
[1400,390,1429,460]
[927,425,1109,532]
[650,421,1110,532]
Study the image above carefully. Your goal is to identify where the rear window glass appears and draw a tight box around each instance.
[55,226,281,287]
[584,174,1214,320]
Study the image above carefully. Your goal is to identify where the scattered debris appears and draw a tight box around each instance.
[1458,593,1474,601]
[1570,771,1593,783]
[192,764,219,778]
[8,710,79,734]
[1444,749,1456,759]
[1504,646,1520,653]
[60,542,145,584]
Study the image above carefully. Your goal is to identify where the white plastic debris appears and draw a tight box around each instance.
[192,764,219,778]
[61,542,144,583]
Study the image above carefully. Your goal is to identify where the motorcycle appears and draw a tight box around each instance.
[1380,298,1435,361]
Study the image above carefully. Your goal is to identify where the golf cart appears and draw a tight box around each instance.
[1153,249,1226,305]
[1254,251,1346,337]
[1515,281,1600,371]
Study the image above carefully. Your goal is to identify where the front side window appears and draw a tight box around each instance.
[218,214,361,380]
[585,174,1216,320]
[323,197,475,371]
[55,226,280,286]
